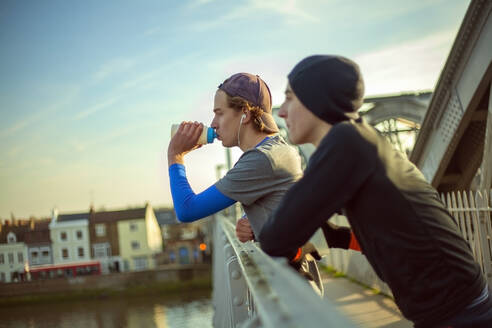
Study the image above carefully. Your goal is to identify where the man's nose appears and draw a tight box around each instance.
[278,104,287,118]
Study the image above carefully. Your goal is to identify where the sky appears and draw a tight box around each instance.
[0,0,471,219]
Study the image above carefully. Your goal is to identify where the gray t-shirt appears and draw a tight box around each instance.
[215,135,302,237]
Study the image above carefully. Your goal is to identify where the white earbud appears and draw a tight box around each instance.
[239,113,246,125]
[238,113,247,147]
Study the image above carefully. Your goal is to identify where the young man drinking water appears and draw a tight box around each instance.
[167,72,323,293]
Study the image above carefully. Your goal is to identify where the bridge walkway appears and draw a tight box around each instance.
[321,273,411,328]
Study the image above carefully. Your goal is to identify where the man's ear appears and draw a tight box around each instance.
[241,111,251,124]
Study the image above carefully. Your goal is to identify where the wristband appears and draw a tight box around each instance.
[349,231,361,251]
[291,247,303,262]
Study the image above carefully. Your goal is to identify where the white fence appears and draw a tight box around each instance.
[441,189,492,281]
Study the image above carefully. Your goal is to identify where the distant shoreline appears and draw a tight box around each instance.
[0,265,212,307]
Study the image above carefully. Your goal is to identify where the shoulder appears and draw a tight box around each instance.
[320,121,378,151]
[311,121,377,166]
[324,122,361,143]
[233,149,273,173]
[257,135,302,174]
[256,135,300,159]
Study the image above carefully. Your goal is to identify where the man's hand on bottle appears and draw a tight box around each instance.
[168,122,203,166]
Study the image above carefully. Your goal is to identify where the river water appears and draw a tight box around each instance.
[0,292,213,328]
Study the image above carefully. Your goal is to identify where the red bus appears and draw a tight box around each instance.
[27,261,101,280]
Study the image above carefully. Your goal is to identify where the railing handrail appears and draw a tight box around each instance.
[213,215,357,327]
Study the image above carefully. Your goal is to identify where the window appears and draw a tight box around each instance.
[31,250,40,265]
[131,241,140,250]
[133,257,148,271]
[42,250,50,257]
[76,230,83,240]
[60,231,67,241]
[0,254,4,264]
[93,243,111,258]
[0,272,5,282]
[130,222,138,231]
[18,252,23,263]
[179,247,190,264]
[7,232,16,243]
[95,224,106,237]
[8,253,14,264]
[62,248,69,259]
[78,247,84,258]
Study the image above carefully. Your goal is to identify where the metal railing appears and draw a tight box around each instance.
[441,189,492,281]
[211,189,492,327]
[211,214,357,328]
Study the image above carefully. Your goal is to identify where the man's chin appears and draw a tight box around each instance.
[288,134,300,145]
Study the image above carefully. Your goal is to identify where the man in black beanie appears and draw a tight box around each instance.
[259,55,492,327]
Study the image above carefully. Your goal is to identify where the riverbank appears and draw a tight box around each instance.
[0,264,211,307]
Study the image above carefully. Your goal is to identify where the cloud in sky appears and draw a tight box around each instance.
[0,86,79,138]
[356,30,457,95]
[248,0,319,23]
[189,0,317,30]
[75,52,203,121]
[74,97,119,120]
[68,119,160,153]
[144,27,163,37]
[93,58,137,81]
[333,0,450,23]
[188,0,215,8]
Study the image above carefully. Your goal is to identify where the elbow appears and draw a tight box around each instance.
[175,208,197,223]
[261,244,284,257]
[258,229,279,256]
[259,226,298,259]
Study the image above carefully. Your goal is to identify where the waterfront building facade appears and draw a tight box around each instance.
[0,221,29,283]
[49,210,91,265]
[116,204,162,271]
[25,219,53,268]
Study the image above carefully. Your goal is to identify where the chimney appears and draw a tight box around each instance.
[51,207,59,224]
[89,205,95,222]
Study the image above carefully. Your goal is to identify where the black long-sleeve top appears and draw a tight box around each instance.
[259,121,485,327]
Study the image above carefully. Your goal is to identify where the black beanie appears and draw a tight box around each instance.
[287,55,365,125]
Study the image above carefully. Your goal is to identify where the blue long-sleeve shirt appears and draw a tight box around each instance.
[169,163,235,222]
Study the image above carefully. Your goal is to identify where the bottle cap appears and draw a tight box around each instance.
[207,127,217,143]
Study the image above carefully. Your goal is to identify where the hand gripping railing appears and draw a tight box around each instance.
[212,214,357,328]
